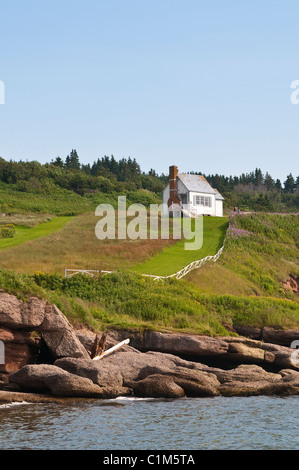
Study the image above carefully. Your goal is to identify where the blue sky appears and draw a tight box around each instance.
[0,0,299,181]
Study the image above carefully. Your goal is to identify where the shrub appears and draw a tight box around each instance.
[0,224,15,238]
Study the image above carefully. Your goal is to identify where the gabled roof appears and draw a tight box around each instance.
[213,188,225,201]
[178,173,224,199]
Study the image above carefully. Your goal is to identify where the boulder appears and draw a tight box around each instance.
[214,364,299,397]
[0,292,90,376]
[212,364,281,384]
[136,364,220,397]
[0,390,74,403]
[261,327,299,348]
[0,293,27,328]
[8,364,105,397]
[233,325,299,349]
[261,342,299,370]
[132,375,185,399]
[139,330,229,357]
[56,351,177,387]
[0,293,46,328]
[224,337,266,364]
[233,324,262,340]
[4,290,299,399]
[40,304,89,359]
[55,357,124,392]
[9,364,70,391]
[219,380,299,397]
[56,350,221,398]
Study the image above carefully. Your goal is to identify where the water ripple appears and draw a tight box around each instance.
[1,396,299,450]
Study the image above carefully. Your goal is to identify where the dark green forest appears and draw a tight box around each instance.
[0,150,298,212]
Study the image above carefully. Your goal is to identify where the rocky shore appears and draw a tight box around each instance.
[1,291,299,403]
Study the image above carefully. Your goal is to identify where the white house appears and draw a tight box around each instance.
[162,165,224,217]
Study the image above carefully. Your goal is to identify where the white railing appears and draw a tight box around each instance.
[64,235,226,282]
[170,202,197,218]
[64,268,113,278]
[141,244,224,281]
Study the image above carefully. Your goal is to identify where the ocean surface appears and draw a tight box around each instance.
[0,395,298,451]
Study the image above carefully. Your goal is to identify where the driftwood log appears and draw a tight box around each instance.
[90,332,107,359]
[92,339,130,361]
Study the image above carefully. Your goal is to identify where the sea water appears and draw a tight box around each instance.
[0,395,298,450]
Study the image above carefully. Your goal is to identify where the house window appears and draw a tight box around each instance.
[204,196,212,207]
[193,195,212,207]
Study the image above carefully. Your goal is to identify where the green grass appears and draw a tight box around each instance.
[0,211,298,337]
[132,217,228,276]
[0,217,72,250]
[0,212,174,275]
[188,212,299,297]
[0,181,161,216]
[1,268,298,336]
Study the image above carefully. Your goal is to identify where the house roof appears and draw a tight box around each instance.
[178,173,224,200]
[213,188,225,201]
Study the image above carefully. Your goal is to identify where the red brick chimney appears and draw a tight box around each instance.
[167,165,180,207]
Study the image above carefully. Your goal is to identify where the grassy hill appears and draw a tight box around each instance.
[188,212,299,297]
[0,216,72,250]
[1,155,299,336]
[133,216,228,276]
[0,209,298,336]
[0,181,160,216]
[0,212,175,274]
[0,212,228,277]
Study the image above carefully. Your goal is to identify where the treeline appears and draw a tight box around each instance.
[200,168,299,194]
[0,151,167,196]
[191,168,299,212]
[0,151,298,212]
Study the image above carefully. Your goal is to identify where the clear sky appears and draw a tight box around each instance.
[0,0,299,181]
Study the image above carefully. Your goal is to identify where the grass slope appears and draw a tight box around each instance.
[133,217,228,276]
[0,213,174,275]
[0,211,298,336]
[0,267,298,336]
[0,182,161,216]
[0,217,72,250]
[187,212,299,297]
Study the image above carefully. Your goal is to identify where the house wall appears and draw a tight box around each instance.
[215,199,223,217]
[162,179,188,215]
[189,191,216,216]
[177,179,189,201]
[162,181,223,217]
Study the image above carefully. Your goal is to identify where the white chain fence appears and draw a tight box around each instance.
[65,228,228,281]
[64,244,224,282]
[140,244,224,281]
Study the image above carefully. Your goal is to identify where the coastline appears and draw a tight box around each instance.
[2,291,299,402]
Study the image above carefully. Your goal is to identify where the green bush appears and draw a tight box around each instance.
[0,224,15,238]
